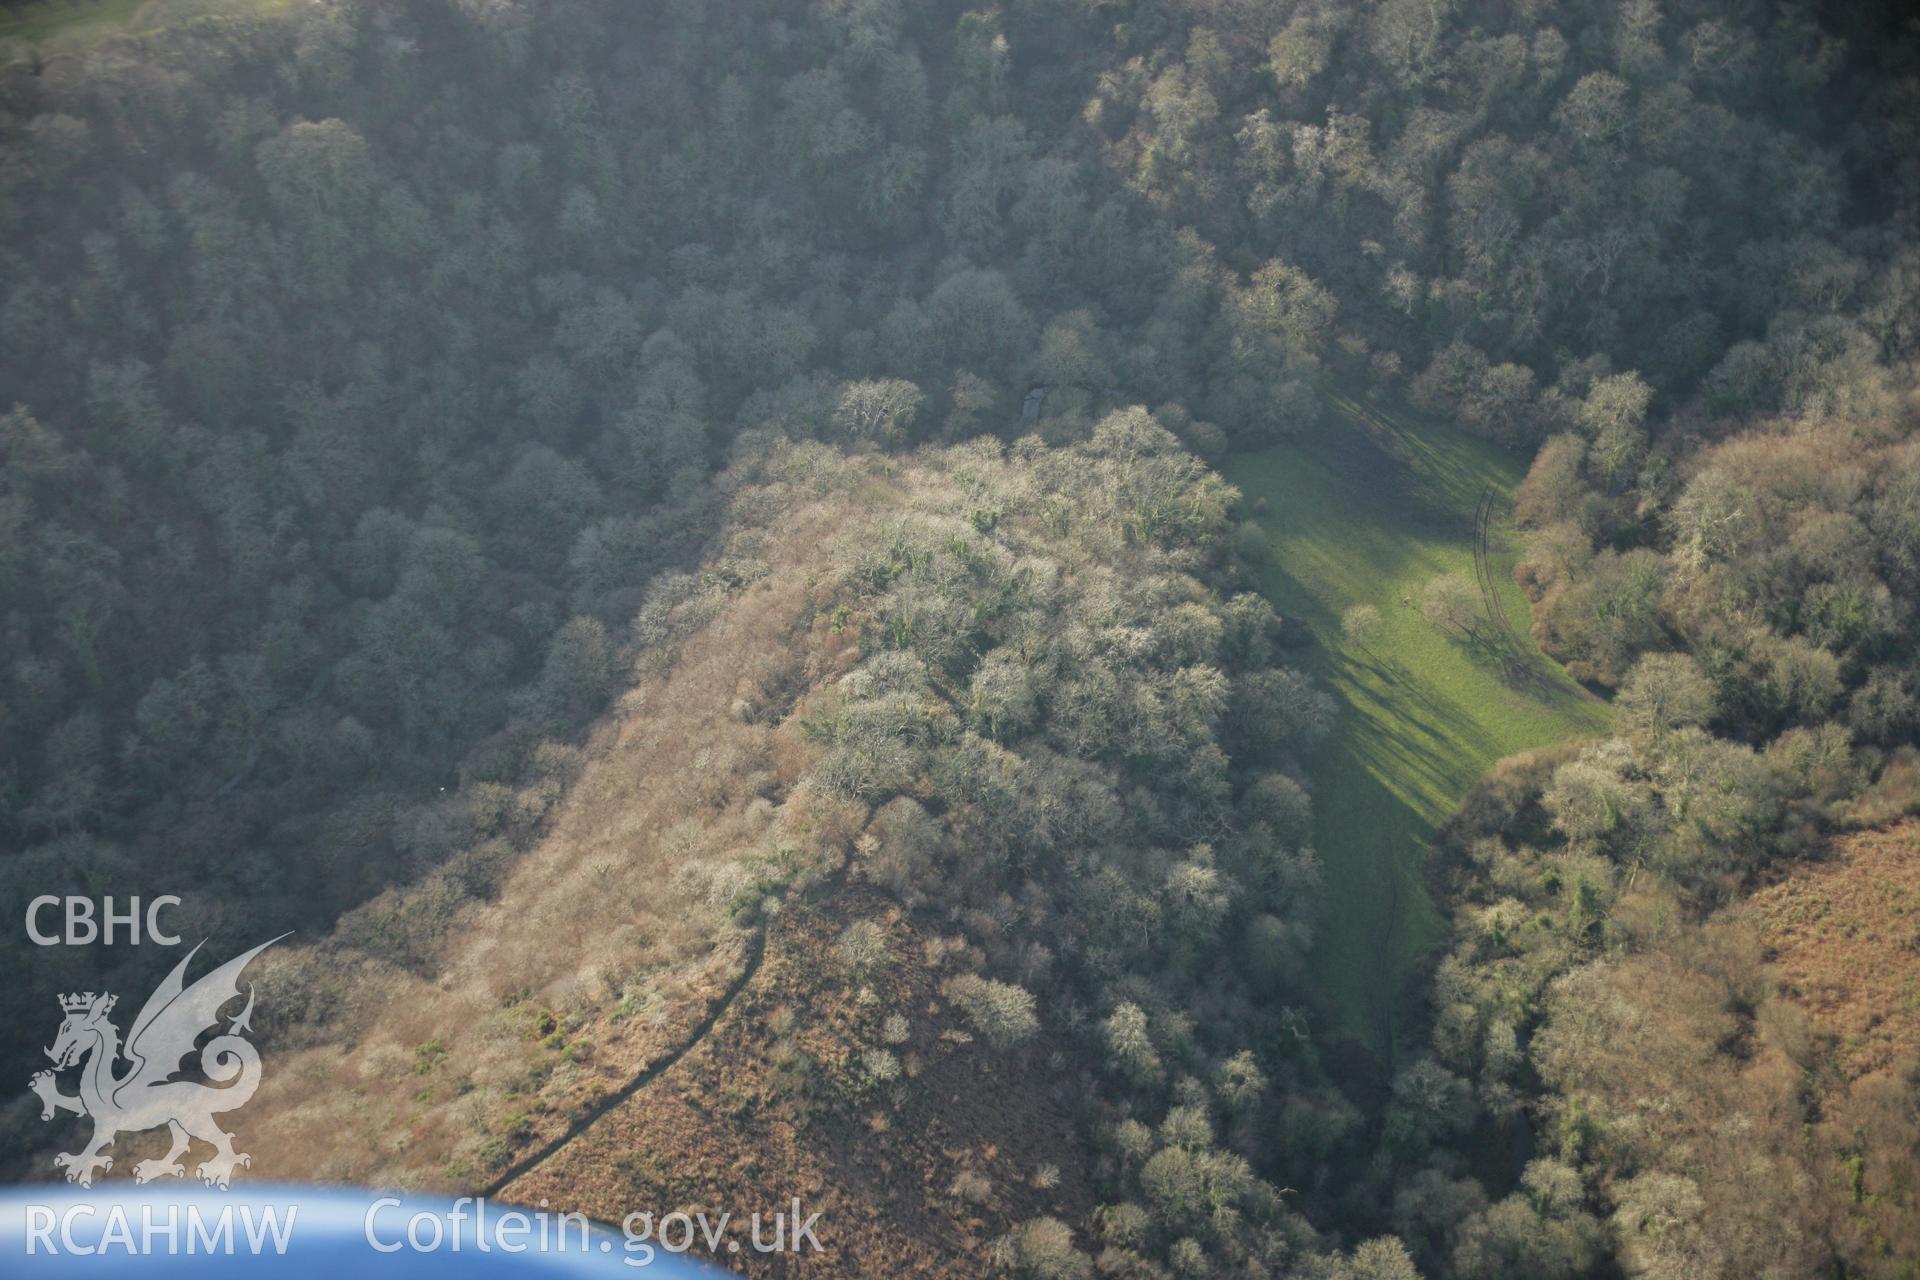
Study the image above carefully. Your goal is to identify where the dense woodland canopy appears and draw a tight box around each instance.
[3,0,1918,1276]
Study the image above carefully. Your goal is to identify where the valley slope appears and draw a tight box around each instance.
[1228,394,1610,1059]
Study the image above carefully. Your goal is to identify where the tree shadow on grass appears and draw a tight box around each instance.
[1303,727,1444,1064]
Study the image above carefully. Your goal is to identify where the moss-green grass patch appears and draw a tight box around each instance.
[0,0,287,47]
[1226,390,1611,1060]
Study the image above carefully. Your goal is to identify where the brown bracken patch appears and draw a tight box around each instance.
[502,882,1098,1276]
[1750,819,1920,1082]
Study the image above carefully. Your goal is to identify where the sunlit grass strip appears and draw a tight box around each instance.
[1226,391,1611,1059]
[0,0,289,46]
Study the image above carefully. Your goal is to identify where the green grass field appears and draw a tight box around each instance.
[0,0,284,46]
[1226,390,1611,1062]
[0,0,142,44]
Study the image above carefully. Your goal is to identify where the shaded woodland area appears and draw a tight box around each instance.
[3,0,1917,1275]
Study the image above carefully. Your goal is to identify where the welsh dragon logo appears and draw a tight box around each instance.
[28,935,286,1189]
